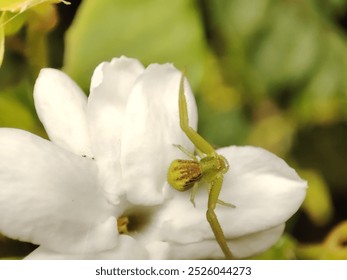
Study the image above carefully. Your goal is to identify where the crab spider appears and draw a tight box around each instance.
[167,69,235,259]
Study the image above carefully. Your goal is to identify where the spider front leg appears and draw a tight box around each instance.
[206,184,236,208]
[206,176,234,259]
[190,183,200,207]
[173,144,198,161]
[178,70,216,156]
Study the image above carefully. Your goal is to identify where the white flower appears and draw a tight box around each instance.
[0,56,307,259]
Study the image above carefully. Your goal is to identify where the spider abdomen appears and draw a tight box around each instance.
[167,159,202,191]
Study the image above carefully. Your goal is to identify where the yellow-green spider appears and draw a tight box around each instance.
[167,69,235,259]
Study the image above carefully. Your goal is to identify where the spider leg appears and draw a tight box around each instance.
[195,148,205,158]
[206,176,234,259]
[173,144,198,161]
[217,199,236,208]
[206,186,235,207]
[189,182,200,207]
[179,70,216,156]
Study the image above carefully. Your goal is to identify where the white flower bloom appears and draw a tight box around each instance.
[0,56,307,259]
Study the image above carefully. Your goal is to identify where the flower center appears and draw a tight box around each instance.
[117,216,129,234]
[116,207,157,235]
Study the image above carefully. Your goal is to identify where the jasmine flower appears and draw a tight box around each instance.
[0,56,306,259]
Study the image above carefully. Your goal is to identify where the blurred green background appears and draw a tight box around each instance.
[0,0,346,259]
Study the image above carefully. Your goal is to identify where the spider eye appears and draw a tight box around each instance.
[167,159,202,191]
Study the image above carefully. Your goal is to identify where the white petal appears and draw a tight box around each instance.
[156,146,306,243]
[121,63,198,205]
[25,235,149,259]
[88,57,145,158]
[145,241,171,260]
[34,68,92,156]
[0,128,118,254]
[87,57,145,204]
[166,224,285,259]
[226,224,285,259]
[216,145,307,237]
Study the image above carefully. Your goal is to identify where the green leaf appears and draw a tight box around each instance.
[0,0,69,12]
[2,10,26,35]
[0,0,68,68]
[0,0,68,36]
[63,0,207,91]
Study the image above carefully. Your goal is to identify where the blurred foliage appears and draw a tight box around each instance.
[0,0,347,259]
[296,221,347,259]
[63,0,207,91]
[0,0,69,67]
[301,169,334,226]
[0,91,34,130]
[0,0,68,12]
